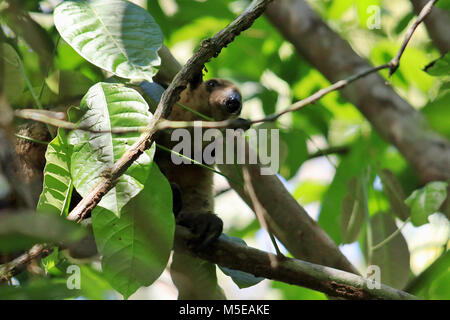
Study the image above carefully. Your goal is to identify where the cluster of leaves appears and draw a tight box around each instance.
[0,0,449,300]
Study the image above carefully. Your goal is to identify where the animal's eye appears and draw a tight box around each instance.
[206,79,218,88]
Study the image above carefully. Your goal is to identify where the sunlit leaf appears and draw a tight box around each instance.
[69,82,154,217]
[405,181,448,226]
[293,180,328,205]
[54,0,163,81]
[37,129,73,216]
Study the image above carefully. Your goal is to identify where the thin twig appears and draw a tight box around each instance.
[243,166,283,266]
[388,0,438,75]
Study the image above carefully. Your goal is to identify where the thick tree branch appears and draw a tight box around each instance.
[410,0,450,54]
[175,226,418,300]
[265,0,450,184]
[1,228,418,300]
[67,0,273,221]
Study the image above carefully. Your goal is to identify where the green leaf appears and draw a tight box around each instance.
[279,128,308,180]
[428,268,450,299]
[436,0,450,10]
[41,247,62,276]
[378,169,410,220]
[393,11,415,35]
[0,212,86,252]
[405,181,448,226]
[45,70,95,100]
[425,53,450,76]
[340,177,367,244]
[0,43,25,101]
[369,212,410,289]
[77,264,115,300]
[92,162,175,299]
[293,180,328,205]
[37,129,73,216]
[319,136,382,243]
[422,90,450,139]
[54,0,163,81]
[69,82,154,217]
[218,234,264,289]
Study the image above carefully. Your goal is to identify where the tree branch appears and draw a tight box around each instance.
[175,226,418,300]
[1,228,419,300]
[0,244,49,282]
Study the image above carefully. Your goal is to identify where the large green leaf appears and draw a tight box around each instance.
[0,212,86,252]
[369,212,410,289]
[378,169,410,220]
[37,129,73,216]
[69,82,154,216]
[405,181,448,226]
[0,43,25,101]
[54,0,163,81]
[340,176,367,244]
[92,162,174,299]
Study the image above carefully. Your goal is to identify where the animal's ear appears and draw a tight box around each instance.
[189,70,203,90]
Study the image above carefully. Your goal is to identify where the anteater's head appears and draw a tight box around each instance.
[172,75,242,121]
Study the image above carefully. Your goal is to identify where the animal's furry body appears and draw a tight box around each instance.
[155,78,242,247]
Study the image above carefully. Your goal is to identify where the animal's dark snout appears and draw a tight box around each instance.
[225,91,242,114]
